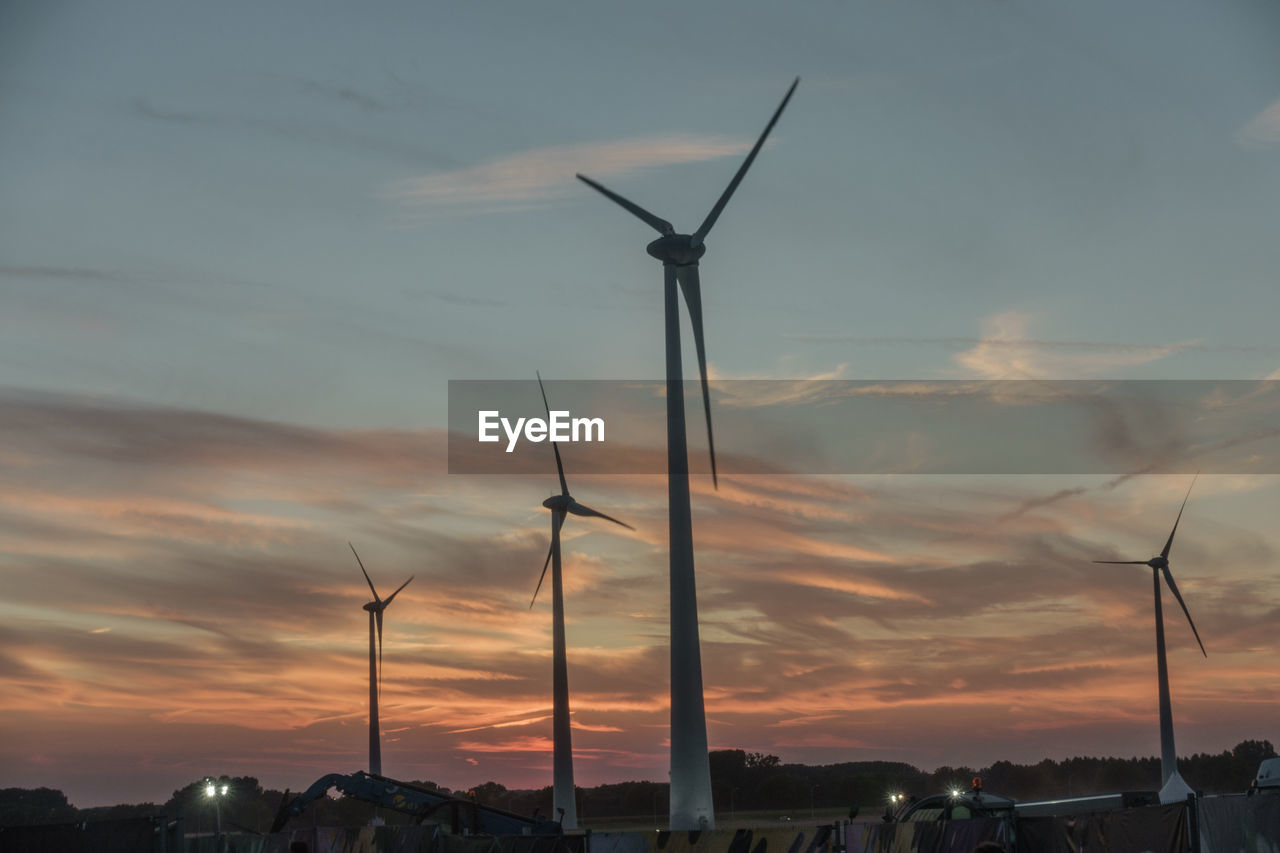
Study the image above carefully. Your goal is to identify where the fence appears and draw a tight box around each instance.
[2,795,1275,853]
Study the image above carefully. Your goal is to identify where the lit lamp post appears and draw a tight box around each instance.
[204,778,229,853]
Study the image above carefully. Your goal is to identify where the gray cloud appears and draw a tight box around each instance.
[786,333,1280,356]
[132,98,459,170]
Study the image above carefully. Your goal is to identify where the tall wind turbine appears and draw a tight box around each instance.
[576,78,798,829]
[350,543,413,777]
[1093,477,1206,803]
[530,373,632,830]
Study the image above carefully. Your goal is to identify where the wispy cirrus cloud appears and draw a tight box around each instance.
[383,135,752,209]
[1237,97,1280,148]
[954,312,1192,379]
[133,98,458,170]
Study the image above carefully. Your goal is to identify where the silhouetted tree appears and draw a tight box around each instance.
[0,787,78,826]
[467,781,508,806]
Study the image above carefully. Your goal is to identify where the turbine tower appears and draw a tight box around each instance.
[530,373,632,830]
[1094,477,1206,804]
[350,543,413,777]
[576,78,798,829]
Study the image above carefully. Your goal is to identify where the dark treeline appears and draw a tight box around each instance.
[2,740,1272,829]
[699,739,1274,816]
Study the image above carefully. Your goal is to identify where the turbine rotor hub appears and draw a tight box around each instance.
[363,601,379,612]
[1151,556,1168,569]
[543,494,573,510]
[646,234,705,265]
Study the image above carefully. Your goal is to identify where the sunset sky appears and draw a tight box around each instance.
[3,0,1280,809]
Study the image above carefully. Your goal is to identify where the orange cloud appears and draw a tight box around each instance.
[1,392,1277,807]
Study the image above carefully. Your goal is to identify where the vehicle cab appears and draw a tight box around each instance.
[887,779,1016,823]
[1253,758,1280,794]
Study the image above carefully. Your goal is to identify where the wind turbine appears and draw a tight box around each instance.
[530,373,632,831]
[1093,477,1206,803]
[576,78,798,829]
[349,543,413,777]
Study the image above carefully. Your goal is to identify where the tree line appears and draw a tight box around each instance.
[2,739,1272,829]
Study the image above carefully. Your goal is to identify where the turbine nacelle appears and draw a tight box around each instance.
[1106,556,1170,570]
[543,494,574,511]
[646,235,706,266]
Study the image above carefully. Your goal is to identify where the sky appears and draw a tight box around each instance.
[2,0,1279,809]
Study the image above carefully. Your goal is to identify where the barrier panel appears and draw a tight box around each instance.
[0,816,181,853]
[1197,794,1280,853]
[847,817,1004,853]
[1015,802,1188,853]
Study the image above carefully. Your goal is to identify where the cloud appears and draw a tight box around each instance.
[417,290,507,308]
[1,390,1277,806]
[1237,97,1280,148]
[290,77,392,113]
[787,333,1280,356]
[133,98,457,170]
[0,265,136,284]
[383,135,752,209]
[954,312,1192,379]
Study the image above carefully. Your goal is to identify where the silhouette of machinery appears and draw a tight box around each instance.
[270,771,562,835]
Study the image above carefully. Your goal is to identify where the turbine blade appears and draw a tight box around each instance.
[530,531,556,609]
[576,174,674,236]
[383,576,414,608]
[568,500,635,531]
[1093,560,1151,565]
[1161,473,1198,559]
[350,542,380,601]
[1161,566,1207,656]
[537,372,570,496]
[691,77,799,247]
[675,265,718,488]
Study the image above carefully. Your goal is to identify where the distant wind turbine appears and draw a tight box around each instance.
[350,542,413,777]
[530,373,632,831]
[576,77,798,829]
[1093,476,1206,803]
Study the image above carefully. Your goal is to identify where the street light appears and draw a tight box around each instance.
[205,778,229,852]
